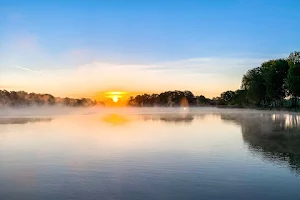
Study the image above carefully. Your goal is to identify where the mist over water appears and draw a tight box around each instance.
[0,108,300,200]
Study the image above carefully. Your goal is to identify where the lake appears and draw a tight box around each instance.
[0,108,300,200]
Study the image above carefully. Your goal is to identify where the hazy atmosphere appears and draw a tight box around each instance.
[1,0,300,98]
[1,1,300,200]
[1,108,300,199]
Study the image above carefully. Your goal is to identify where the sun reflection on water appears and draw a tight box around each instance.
[101,114,130,126]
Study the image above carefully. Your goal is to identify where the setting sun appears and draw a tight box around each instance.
[2,1,300,199]
[112,95,119,102]
[104,91,127,104]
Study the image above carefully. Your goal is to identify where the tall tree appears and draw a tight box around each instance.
[287,51,300,64]
[232,89,248,106]
[286,52,300,107]
[220,90,235,104]
[197,95,208,105]
[286,63,300,107]
[241,67,266,106]
[261,59,289,105]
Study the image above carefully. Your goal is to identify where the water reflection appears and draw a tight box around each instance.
[0,109,300,199]
[113,111,300,174]
[99,113,195,125]
[99,110,300,175]
[220,113,300,174]
[101,114,130,126]
[1,111,300,175]
[140,113,194,124]
[0,117,52,125]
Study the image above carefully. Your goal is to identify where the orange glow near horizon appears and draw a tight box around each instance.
[104,91,128,105]
[102,114,130,125]
[112,95,119,102]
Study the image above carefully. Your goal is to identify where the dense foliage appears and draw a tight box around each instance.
[239,51,300,108]
[128,51,300,109]
[0,90,99,107]
[128,90,217,107]
[1,51,299,109]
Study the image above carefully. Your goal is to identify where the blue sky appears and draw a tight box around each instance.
[0,0,299,98]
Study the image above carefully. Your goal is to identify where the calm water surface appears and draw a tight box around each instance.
[0,108,300,200]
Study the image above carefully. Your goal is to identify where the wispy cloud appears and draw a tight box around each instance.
[3,55,281,98]
[14,66,42,74]
[142,56,276,74]
[71,56,279,82]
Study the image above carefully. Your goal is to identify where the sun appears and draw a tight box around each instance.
[104,91,127,104]
[112,95,119,102]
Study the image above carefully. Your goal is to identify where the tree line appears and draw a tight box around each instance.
[0,90,101,107]
[1,51,299,109]
[127,90,226,107]
[128,51,300,109]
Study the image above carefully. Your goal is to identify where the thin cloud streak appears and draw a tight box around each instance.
[3,55,280,98]
[14,66,42,74]
[141,56,274,74]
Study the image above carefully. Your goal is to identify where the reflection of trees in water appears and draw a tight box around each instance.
[140,114,195,124]
[221,113,300,174]
[0,118,52,125]
[100,113,196,125]
[159,114,194,123]
[140,113,220,124]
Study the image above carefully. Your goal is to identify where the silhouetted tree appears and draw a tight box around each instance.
[261,59,289,106]
[220,91,235,104]
[241,67,266,106]
[197,95,209,105]
[286,63,300,108]
[128,90,196,107]
[0,90,97,107]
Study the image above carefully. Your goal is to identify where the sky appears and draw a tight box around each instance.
[0,0,299,99]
